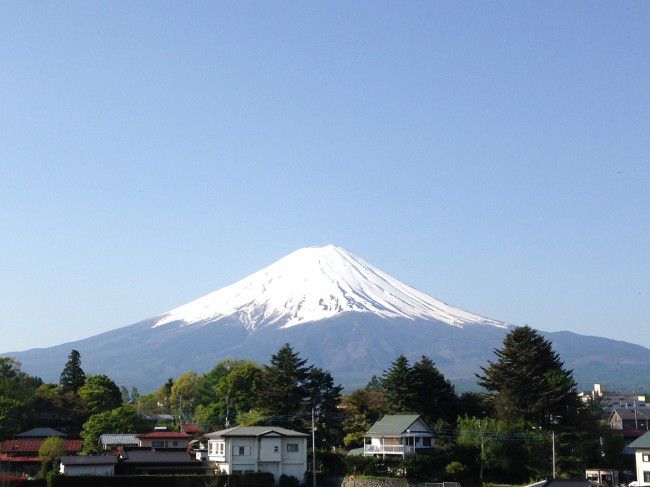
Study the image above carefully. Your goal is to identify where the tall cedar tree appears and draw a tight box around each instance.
[305,367,343,447]
[411,355,458,423]
[381,355,415,413]
[59,350,85,392]
[261,344,312,427]
[476,326,578,428]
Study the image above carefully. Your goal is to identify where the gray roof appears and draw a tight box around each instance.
[60,455,117,465]
[205,426,308,439]
[120,448,202,465]
[611,407,650,421]
[628,431,650,449]
[366,415,424,436]
[100,434,139,446]
[17,427,67,438]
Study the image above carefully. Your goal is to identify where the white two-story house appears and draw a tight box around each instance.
[629,430,650,486]
[204,426,308,482]
[362,414,435,458]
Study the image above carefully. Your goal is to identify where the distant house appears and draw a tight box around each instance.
[99,434,139,451]
[137,431,192,449]
[204,426,308,481]
[0,435,82,477]
[628,430,650,485]
[181,423,203,436]
[609,408,650,452]
[17,428,67,438]
[116,447,206,475]
[59,455,117,476]
[362,414,434,458]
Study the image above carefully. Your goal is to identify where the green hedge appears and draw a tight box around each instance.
[47,472,275,487]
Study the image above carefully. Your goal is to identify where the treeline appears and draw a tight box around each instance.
[0,326,628,484]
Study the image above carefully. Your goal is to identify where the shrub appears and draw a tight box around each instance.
[279,475,300,487]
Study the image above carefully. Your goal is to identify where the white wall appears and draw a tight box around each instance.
[635,449,650,484]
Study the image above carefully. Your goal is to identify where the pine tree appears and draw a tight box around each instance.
[305,367,343,447]
[59,350,85,392]
[260,343,311,427]
[381,355,415,413]
[476,326,578,428]
[411,355,458,423]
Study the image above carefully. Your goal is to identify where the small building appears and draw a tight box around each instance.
[628,430,650,485]
[204,426,308,481]
[363,414,434,458]
[99,434,140,451]
[586,468,619,486]
[0,437,83,477]
[59,455,117,476]
[116,447,206,475]
[137,431,192,449]
[181,423,203,436]
[17,428,67,438]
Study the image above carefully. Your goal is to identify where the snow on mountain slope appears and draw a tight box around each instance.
[153,245,506,330]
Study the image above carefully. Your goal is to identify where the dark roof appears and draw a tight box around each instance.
[120,448,201,465]
[611,407,650,421]
[137,432,191,439]
[1,439,82,454]
[528,479,592,487]
[17,428,66,438]
[628,431,650,449]
[205,426,308,439]
[366,415,425,436]
[60,455,117,465]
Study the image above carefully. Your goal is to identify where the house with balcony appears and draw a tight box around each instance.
[204,426,308,482]
[362,414,434,458]
[628,430,650,486]
[136,431,192,449]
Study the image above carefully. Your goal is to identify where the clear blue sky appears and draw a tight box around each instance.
[1,2,649,352]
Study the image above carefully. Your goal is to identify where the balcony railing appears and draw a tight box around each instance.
[364,445,416,454]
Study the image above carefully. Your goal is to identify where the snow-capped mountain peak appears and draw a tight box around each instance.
[153,245,506,330]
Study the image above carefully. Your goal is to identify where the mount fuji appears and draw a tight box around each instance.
[5,245,650,390]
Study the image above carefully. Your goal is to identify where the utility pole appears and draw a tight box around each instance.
[552,431,556,479]
[312,407,317,487]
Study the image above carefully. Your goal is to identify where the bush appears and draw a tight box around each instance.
[279,475,299,487]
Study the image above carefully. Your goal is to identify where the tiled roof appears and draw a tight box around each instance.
[205,426,308,439]
[181,423,202,434]
[628,431,650,449]
[366,415,423,436]
[120,448,201,465]
[0,453,41,463]
[1,439,82,454]
[17,428,66,438]
[60,455,117,465]
[99,434,139,446]
[137,432,191,439]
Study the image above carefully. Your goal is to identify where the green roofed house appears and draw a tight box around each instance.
[363,414,434,458]
[628,430,650,485]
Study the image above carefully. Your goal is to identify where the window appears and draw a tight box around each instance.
[219,443,224,454]
[644,454,650,462]
[287,443,299,452]
[234,446,251,456]
[173,441,178,447]
[274,446,279,453]
[422,437,431,447]
[644,472,650,483]
[152,441,165,448]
